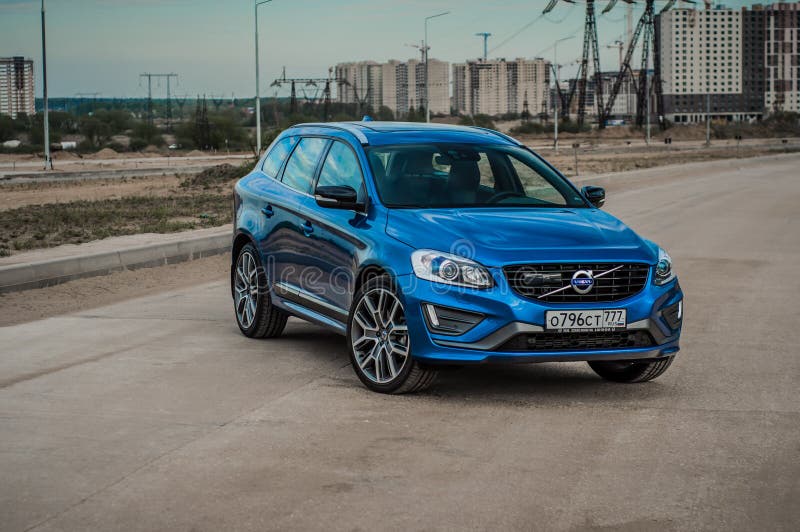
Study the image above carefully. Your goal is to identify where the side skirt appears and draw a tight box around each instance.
[271,282,348,336]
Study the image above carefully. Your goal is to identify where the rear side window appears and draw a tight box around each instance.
[317,141,365,201]
[281,137,328,194]
[261,136,297,179]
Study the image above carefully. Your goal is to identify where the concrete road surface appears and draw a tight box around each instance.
[2,155,799,531]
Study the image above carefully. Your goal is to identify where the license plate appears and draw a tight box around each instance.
[545,309,626,332]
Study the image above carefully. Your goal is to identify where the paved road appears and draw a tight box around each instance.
[2,155,799,531]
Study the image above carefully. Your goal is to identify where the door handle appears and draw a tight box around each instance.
[301,221,314,237]
[261,205,274,218]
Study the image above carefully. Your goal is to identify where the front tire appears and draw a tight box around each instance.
[588,357,674,383]
[347,276,437,394]
[232,243,288,338]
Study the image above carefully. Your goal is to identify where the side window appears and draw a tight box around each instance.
[261,136,297,179]
[507,155,567,206]
[281,137,328,194]
[316,141,365,201]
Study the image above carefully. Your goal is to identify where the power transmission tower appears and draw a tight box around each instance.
[210,94,225,112]
[601,1,694,128]
[174,94,189,118]
[522,89,530,122]
[271,68,345,120]
[543,1,605,127]
[475,32,492,60]
[75,92,100,114]
[139,73,178,127]
[194,95,211,150]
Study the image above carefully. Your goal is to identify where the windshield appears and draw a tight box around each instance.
[365,144,587,209]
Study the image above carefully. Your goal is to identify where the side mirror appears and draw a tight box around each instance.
[315,185,364,211]
[582,185,605,208]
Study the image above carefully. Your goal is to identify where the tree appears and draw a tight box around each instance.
[0,115,13,142]
[458,114,495,130]
[79,116,111,147]
[131,122,163,148]
[376,106,395,121]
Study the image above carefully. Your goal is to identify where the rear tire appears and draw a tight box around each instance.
[588,357,674,383]
[232,243,288,339]
[347,275,437,394]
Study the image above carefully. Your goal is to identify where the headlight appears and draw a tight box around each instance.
[411,249,493,289]
[654,248,676,285]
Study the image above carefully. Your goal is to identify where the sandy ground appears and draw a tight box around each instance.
[537,141,800,176]
[0,254,228,327]
[0,152,249,175]
[0,174,184,211]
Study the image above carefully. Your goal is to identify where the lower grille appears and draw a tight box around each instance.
[504,263,650,303]
[497,331,655,352]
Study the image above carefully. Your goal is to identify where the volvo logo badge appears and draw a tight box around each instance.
[570,270,595,294]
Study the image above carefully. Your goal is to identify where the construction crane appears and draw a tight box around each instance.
[607,39,624,70]
[543,1,605,127]
[601,0,695,128]
[475,32,492,60]
[405,41,429,62]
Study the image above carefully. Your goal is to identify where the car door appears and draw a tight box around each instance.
[270,136,330,302]
[297,139,370,316]
[244,135,298,280]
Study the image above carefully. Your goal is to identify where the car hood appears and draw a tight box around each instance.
[386,207,657,266]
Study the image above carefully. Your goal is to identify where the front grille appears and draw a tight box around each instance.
[497,331,655,352]
[504,263,650,303]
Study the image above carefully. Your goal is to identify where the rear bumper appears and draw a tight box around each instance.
[395,272,683,365]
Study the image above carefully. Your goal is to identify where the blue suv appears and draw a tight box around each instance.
[232,122,683,393]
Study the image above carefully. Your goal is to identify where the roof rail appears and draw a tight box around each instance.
[468,126,523,146]
[292,123,370,145]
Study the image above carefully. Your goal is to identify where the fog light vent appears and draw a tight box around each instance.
[422,303,484,336]
[661,300,683,330]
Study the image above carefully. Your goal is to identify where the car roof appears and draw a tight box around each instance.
[288,121,522,148]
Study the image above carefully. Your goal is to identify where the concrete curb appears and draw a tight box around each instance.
[0,231,230,294]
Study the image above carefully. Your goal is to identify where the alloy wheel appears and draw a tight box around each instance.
[351,287,410,384]
[234,250,259,329]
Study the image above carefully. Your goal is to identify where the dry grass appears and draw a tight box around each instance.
[0,194,231,253]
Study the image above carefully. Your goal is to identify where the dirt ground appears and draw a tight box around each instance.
[0,151,249,175]
[0,174,184,211]
[539,142,800,176]
[0,254,228,327]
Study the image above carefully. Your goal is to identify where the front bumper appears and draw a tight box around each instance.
[395,269,683,364]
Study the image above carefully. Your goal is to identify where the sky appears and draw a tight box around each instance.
[0,0,763,99]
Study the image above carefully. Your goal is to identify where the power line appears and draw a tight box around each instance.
[487,13,546,54]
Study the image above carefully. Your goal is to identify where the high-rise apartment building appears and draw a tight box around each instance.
[335,58,449,118]
[657,2,799,123]
[0,57,35,119]
[657,7,754,123]
[334,61,384,111]
[764,2,799,113]
[452,58,550,118]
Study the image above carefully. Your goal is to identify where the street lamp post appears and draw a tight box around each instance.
[553,36,574,152]
[41,0,52,170]
[424,11,450,123]
[254,0,273,157]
